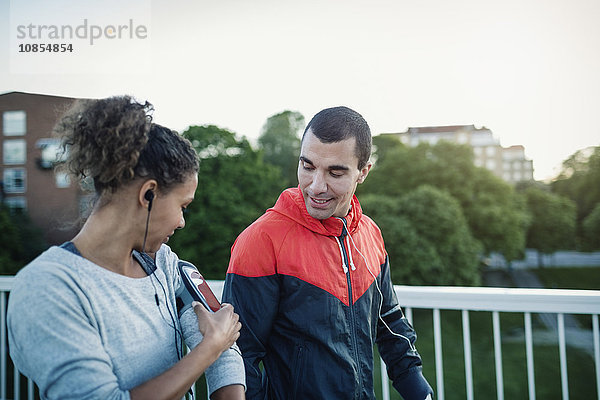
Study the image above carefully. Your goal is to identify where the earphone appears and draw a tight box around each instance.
[144,190,154,211]
[141,190,154,253]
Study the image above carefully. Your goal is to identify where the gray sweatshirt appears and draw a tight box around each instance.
[7,244,245,400]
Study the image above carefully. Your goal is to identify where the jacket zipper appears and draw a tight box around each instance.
[338,219,363,399]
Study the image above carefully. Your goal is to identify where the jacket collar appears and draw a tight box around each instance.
[268,187,362,237]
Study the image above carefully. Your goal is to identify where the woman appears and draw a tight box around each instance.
[7,96,245,399]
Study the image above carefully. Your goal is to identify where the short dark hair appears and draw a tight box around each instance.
[302,106,371,170]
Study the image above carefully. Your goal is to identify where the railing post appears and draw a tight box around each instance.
[380,357,390,400]
[558,314,569,399]
[433,308,444,400]
[593,314,600,400]
[524,312,536,400]
[493,311,504,400]
[1,292,6,400]
[462,310,474,400]
[28,378,34,400]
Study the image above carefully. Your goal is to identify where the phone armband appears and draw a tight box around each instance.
[176,260,221,315]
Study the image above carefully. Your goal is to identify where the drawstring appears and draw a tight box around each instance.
[336,237,348,273]
[346,235,356,271]
[337,217,356,273]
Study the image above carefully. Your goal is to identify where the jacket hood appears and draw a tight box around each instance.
[268,187,363,237]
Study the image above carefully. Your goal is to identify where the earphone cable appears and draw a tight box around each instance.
[338,218,417,352]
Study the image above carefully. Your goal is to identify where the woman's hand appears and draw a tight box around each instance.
[194,302,241,353]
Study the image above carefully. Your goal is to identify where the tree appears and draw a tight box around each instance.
[361,185,482,286]
[523,186,577,265]
[582,203,600,250]
[552,146,600,247]
[168,125,283,279]
[258,111,304,189]
[0,206,47,274]
[359,139,530,262]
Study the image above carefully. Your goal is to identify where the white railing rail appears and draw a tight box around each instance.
[2,277,600,400]
[392,285,600,400]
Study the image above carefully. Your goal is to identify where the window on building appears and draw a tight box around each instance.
[55,171,71,188]
[503,172,512,181]
[473,147,482,155]
[513,171,522,181]
[36,138,65,169]
[486,146,497,157]
[456,132,468,144]
[3,111,26,136]
[4,196,27,213]
[486,159,496,170]
[3,168,26,193]
[3,139,26,165]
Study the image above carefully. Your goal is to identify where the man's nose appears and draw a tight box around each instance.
[310,171,327,194]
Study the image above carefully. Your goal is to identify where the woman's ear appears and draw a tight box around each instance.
[139,179,158,209]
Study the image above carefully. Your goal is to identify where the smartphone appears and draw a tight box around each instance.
[176,260,221,314]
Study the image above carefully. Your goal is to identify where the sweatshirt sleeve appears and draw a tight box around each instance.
[376,255,434,400]
[180,308,246,395]
[7,265,131,400]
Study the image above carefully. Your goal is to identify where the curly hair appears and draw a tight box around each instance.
[54,95,199,195]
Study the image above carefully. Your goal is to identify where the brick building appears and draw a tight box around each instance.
[0,91,83,245]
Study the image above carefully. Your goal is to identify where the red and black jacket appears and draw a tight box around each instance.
[223,188,433,400]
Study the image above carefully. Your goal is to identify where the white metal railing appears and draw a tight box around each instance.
[2,277,600,400]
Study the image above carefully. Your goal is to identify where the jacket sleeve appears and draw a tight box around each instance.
[222,229,280,400]
[376,255,434,400]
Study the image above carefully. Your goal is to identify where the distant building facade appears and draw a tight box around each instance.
[392,125,534,184]
[0,91,84,245]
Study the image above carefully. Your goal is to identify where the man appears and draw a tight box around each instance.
[223,106,433,400]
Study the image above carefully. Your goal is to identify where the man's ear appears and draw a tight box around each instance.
[357,162,372,184]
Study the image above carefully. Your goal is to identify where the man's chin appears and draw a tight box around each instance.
[306,204,333,220]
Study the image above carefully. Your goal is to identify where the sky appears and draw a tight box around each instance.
[2,0,600,182]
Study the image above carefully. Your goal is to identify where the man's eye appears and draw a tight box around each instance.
[302,162,314,170]
[182,207,188,214]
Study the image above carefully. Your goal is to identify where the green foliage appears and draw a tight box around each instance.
[532,266,600,290]
[361,185,482,286]
[523,186,577,256]
[0,206,47,274]
[371,134,404,165]
[359,139,529,261]
[466,169,530,261]
[360,194,442,285]
[552,146,600,247]
[582,203,600,250]
[168,125,282,279]
[257,110,304,189]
